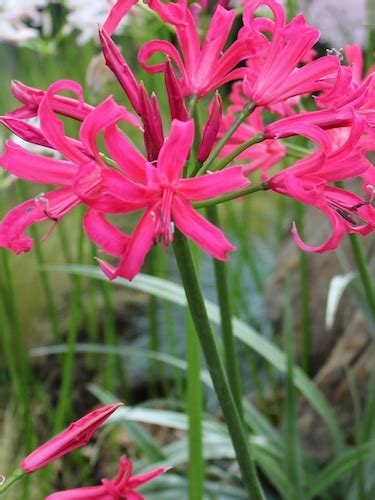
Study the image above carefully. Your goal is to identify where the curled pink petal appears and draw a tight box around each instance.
[138,40,187,80]
[80,96,140,163]
[39,80,89,164]
[0,189,80,254]
[291,208,345,253]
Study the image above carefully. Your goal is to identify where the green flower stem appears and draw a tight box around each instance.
[186,246,204,500]
[173,230,265,500]
[186,96,205,500]
[193,182,269,209]
[198,102,256,175]
[189,98,203,176]
[206,205,243,418]
[187,310,204,500]
[208,132,265,173]
[0,468,25,495]
[348,233,375,319]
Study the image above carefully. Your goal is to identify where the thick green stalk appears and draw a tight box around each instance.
[209,132,265,173]
[348,233,375,319]
[194,182,269,209]
[206,205,243,418]
[186,98,206,499]
[186,311,204,500]
[173,230,265,499]
[199,102,256,175]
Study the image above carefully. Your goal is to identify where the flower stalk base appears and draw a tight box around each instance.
[173,230,265,500]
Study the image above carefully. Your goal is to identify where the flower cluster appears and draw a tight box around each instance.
[0,0,374,280]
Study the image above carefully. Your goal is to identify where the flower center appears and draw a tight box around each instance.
[154,186,175,247]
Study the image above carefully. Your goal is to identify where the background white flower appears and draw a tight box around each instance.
[0,0,48,44]
[64,0,123,45]
[299,0,368,47]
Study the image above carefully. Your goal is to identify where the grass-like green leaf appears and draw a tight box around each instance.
[306,442,375,499]
[45,265,344,452]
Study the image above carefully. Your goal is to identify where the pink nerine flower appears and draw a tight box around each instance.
[20,404,122,474]
[268,117,375,252]
[45,457,169,499]
[138,0,257,97]
[76,105,250,280]
[240,0,340,106]
[0,80,140,254]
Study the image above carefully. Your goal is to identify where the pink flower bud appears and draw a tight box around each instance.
[198,92,222,163]
[99,27,141,114]
[164,59,189,122]
[0,117,51,148]
[139,83,164,161]
[20,404,122,473]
